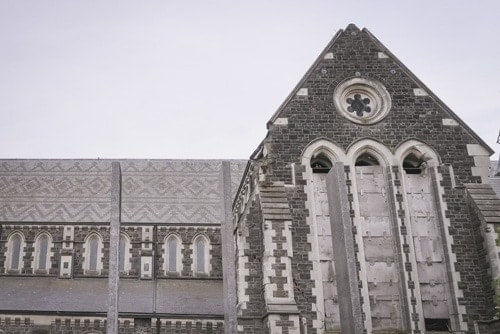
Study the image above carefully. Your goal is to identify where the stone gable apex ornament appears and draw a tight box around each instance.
[333,77,392,125]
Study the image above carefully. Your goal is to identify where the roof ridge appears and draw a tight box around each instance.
[266,28,344,127]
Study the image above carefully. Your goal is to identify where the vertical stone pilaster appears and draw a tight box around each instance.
[326,163,363,334]
[390,165,423,333]
[220,161,237,333]
[430,166,467,331]
[140,226,154,279]
[107,161,121,334]
[60,226,74,278]
[260,184,300,334]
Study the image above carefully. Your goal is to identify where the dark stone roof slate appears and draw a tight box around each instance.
[0,277,223,316]
[466,183,500,224]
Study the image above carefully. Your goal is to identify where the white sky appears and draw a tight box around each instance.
[1,1,499,159]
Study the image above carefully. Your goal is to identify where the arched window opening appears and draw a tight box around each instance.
[10,234,22,271]
[355,152,380,166]
[89,235,99,272]
[193,235,210,275]
[84,233,103,274]
[119,235,127,273]
[196,238,206,273]
[424,318,450,332]
[166,235,181,274]
[403,153,425,174]
[311,153,333,173]
[35,233,51,272]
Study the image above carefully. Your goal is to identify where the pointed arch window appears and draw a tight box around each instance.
[7,233,25,272]
[311,153,333,173]
[84,233,103,274]
[34,233,52,273]
[403,152,426,174]
[355,152,380,166]
[193,235,210,276]
[165,234,182,274]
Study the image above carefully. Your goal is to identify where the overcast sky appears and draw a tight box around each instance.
[1,1,499,159]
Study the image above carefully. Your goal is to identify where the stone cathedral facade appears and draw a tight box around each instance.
[1,24,500,334]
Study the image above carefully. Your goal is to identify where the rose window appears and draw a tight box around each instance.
[333,78,391,125]
[347,94,371,116]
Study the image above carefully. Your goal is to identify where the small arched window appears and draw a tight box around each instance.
[84,233,103,274]
[119,234,131,274]
[355,152,380,166]
[34,233,52,272]
[7,233,24,272]
[311,153,333,173]
[193,235,210,275]
[165,234,182,274]
[89,235,99,271]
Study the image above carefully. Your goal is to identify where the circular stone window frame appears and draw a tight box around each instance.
[333,77,392,125]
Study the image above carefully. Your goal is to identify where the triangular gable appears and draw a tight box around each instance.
[267,23,493,155]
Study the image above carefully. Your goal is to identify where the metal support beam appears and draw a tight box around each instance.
[220,161,237,333]
[326,163,363,334]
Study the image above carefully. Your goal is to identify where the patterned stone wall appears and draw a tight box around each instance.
[0,316,33,333]
[0,160,112,222]
[0,316,224,334]
[121,160,246,223]
[155,319,224,334]
[0,160,246,223]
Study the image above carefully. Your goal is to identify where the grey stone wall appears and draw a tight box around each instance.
[235,195,264,333]
[156,226,223,278]
[0,225,63,275]
[0,225,223,279]
[236,24,495,333]
[0,317,224,334]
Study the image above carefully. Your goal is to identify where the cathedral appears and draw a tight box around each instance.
[1,24,499,334]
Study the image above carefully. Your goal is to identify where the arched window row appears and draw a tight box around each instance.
[5,232,25,273]
[304,139,439,174]
[302,139,455,331]
[4,232,53,274]
[2,230,214,277]
[163,233,212,276]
